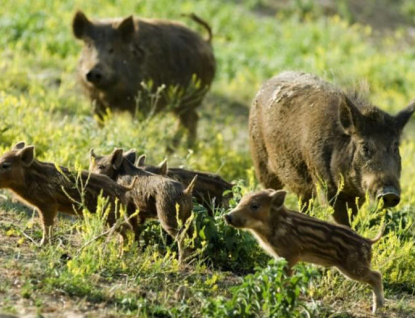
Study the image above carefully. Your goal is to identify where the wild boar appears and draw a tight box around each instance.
[250,71,415,225]
[89,148,196,263]
[135,154,233,215]
[72,11,216,147]
[224,189,384,314]
[0,142,135,245]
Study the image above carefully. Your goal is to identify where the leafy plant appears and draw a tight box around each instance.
[202,259,319,317]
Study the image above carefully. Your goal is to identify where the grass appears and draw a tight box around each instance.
[1,0,415,317]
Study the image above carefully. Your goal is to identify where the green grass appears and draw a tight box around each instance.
[1,0,415,317]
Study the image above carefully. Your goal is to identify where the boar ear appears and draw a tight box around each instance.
[395,100,415,130]
[17,146,35,167]
[338,96,361,135]
[158,158,168,175]
[110,148,124,170]
[136,154,146,167]
[124,149,137,164]
[270,190,287,210]
[73,10,92,39]
[13,141,26,150]
[117,16,135,41]
[184,175,197,195]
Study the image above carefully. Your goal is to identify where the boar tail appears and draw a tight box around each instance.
[369,224,385,245]
[124,177,138,191]
[184,175,198,196]
[182,13,213,43]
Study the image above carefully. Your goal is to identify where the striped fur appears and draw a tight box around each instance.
[0,142,134,245]
[224,189,384,314]
[89,148,195,264]
[135,154,233,215]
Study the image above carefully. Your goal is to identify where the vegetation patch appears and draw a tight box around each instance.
[1,0,415,317]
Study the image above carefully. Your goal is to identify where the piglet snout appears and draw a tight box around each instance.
[224,214,233,225]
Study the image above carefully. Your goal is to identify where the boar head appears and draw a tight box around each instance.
[89,148,123,178]
[0,142,35,189]
[224,190,287,230]
[72,11,144,90]
[336,96,415,208]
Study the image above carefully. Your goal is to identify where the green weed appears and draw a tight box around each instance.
[1,0,415,316]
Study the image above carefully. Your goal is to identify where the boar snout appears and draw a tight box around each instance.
[364,174,401,208]
[86,68,104,85]
[224,214,233,225]
[224,212,247,228]
[376,186,400,208]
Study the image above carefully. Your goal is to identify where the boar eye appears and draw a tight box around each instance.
[98,164,106,170]
[250,202,260,211]
[108,47,114,54]
[1,162,11,170]
[362,144,371,157]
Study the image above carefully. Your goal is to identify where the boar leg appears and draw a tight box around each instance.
[130,215,147,246]
[284,256,300,277]
[157,209,194,264]
[177,230,194,265]
[172,109,199,149]
[253,154,284,191]
[38,206,58,245]
[339,266,384,314]
[365,270,384,314]
[298,193,313,212]
[250,126,284,191]
[330,194,359,226]
[91,99,108,125]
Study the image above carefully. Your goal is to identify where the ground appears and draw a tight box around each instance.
[1,0,415,317]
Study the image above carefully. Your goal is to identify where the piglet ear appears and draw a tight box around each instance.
[136,154,146,167]
[124,148,137,164]
[338,96,361,135]
[111,148,124,170]
[117,16,135,41]
[270,190,287,210]
[17,146,35,167]
[158,158,168,175]
[13,141,26,150]
[72,10,92,40]
[395,99,415,131]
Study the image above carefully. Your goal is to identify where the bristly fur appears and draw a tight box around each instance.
[249,71,414,226]
[73,11,216,147]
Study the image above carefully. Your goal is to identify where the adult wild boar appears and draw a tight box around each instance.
[72,11,216,147]
[250,71,415,225]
